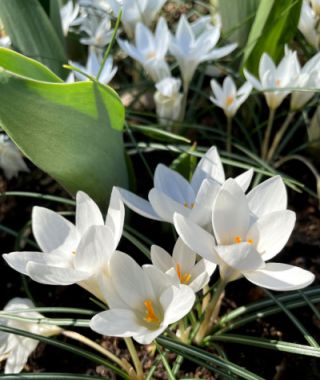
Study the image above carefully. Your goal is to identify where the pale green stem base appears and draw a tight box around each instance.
[194,280,226,345]
[261,108,276,160]
[124,337,144,380]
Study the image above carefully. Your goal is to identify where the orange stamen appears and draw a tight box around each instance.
[225,95,234,107]
[247,239,254,245]
[275,79,281,87]
[234,236,242,244]
[175,263,191,284]
[144,300,159,323]
[146,51,156,60]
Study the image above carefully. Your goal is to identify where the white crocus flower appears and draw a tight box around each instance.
[151,238,216,293]
[3,188,124,301]
[290,51,320,110]
[107,0,167,38]
[299,1,320,49]
[244,52,299,110]
[90,252,195,344]
[210,76,252,118]
[60,0,80,36]
[80,17,114,48]
[118,146,253,226]
[118,17,170,82]
[0,298,61,374]
[154,77,183,125]
[169,15,237,89]
[0,134,29,179]
[174,179,315,291]
[71,48,117,84]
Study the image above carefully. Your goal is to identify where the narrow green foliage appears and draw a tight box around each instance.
[242,0,302,74]
[0,0,67,77]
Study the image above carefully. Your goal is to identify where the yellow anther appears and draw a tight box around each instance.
[175,263,191,284]
[247,239,254,245]
[144,300,159,323]
[72,251,76,255]
[225,95,234,107]
[183,202,194,209]
[275,79,281,87]
[234,236,242,244]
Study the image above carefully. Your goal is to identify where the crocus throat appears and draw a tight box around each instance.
[234,236,253,245]
[184,202,194,209]
[146,51,156,60]
[72,251,76,255]
[275,79,281,87]
[175,263,191,284]
[225,95,234,107]
[144,300,159,323]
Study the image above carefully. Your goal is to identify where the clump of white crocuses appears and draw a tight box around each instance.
[3,188,124,302]
[0,298,61,373]
[0,134,29,179]
[118,17,171,82]
[117,146,253,226]
[154,77,183,126]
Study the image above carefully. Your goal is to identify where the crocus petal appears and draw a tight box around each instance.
[244,263,315,291]
[76,191,104,235]
[247,210,296,261]
[151,245,173,272]
[202,43,237,62]
[134,326,168,345]
[109,252,154,309]
[32,207,76,252]
[149,188,190,223]
[212,179,250,245]
[191,146,225,192]
[234,168,254,192]
[172,237,197,273]
[5,337,38,374]
[117,187,162,221]
[215,243,265,272]
[75,225,115,272]
[90,309,145,338]
[154,164,195,204]
[105,187,125,249]
[243,69,262,91]
[161,285,195,325]
[174,213,219,264]
[247,176,287,218]
[26,263,89,285]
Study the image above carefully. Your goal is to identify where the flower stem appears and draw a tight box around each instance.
[226,116,233,156]
[194,280,226,345]
[266,111,295,162]
[61,330,133,375]
[261,108,276,160]
[124,337,144,380]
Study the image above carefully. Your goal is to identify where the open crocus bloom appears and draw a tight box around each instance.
[299,0,320,49]
[151,237,216,293]
[118,146,253,226]
[71,48,117,85]
[244,51,299,110]
[90,252,195,344]
[3,188,124,300]
[169,15,237,88]
[0,298,61,373]
[118,17,170,82]
[210,76,252,118]
[174,179,315,291]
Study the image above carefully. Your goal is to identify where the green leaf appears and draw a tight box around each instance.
[217,0,260,48]
[157,337,264,380]
[0,66,128,208]
[210,334,320,358]
[0,374,108,380]
[170,145,197,181]
[0,48,62,82]
[0,0,67,77]
[242,0,302,74]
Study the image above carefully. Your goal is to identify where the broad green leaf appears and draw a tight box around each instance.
[170,144,197,181]
[0,0,67,78]
[0,48,62,82]
[0,69,128,208]
[242,0,302,74]
[217,0,260,48]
